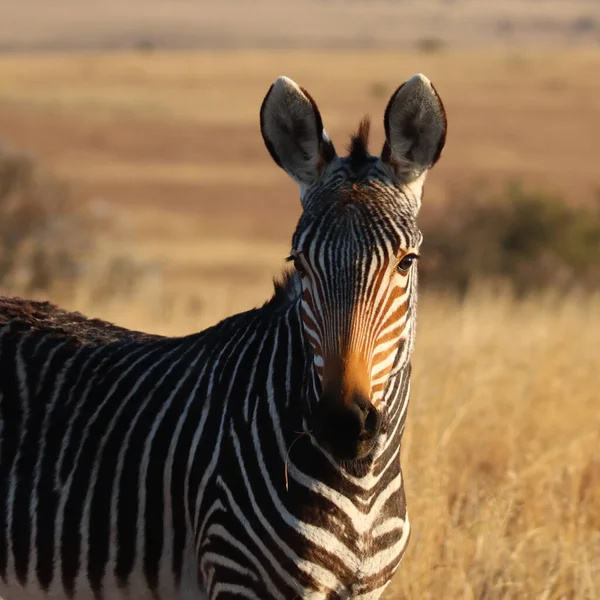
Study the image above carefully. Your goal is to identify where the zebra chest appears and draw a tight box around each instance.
[198,482,406,599]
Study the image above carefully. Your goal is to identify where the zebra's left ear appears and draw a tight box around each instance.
[381,74,447,184]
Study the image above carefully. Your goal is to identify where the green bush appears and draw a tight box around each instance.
[419,182,600,296]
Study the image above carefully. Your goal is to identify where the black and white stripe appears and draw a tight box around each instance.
[0,73,447,599]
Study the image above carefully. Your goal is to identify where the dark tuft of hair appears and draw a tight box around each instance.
[262,268,302,314]
[348,117,371,171]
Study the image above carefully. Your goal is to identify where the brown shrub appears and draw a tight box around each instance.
[0,146,155,302]
[0,147,90,292]
[419,181,600,296]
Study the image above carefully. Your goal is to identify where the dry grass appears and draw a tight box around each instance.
[0,49,599,214]
[389,289,600,599]
[0,49,599,309]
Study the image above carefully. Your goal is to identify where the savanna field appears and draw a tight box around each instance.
[0,48,599,598]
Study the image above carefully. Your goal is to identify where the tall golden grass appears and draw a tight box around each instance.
[390,288,600,599]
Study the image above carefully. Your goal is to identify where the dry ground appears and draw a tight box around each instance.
[2,0,600,51]
[1,50,600,598]
[0,48,599,317]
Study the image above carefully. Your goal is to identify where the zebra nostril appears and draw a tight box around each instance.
[363,406,378,435]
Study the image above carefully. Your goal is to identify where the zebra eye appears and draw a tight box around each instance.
[397,253,419,273]
[289,255,306,278]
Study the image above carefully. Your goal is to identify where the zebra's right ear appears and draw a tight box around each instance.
[260,76,337,189]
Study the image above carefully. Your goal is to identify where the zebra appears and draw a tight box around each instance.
[0,72,446,600]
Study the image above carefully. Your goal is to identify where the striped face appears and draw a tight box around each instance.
[291,173,422,460]
[292,179,421,403]
[260,73,446,460]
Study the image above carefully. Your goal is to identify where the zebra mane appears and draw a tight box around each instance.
[0,296,161,344]
[347,117,371,171]
[263,269,302,313]
[0,272,301,345]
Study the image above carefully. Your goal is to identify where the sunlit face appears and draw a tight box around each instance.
[290,177,422,460]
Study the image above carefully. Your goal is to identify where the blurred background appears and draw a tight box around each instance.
[0,1,599,597]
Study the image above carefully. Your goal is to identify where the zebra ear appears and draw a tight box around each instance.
[381,74,447,183]
[260,76,337,189]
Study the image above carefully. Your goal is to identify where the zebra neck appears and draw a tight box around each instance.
[187,295,409,554]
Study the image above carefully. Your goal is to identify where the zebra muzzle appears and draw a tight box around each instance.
[313,390,381,461]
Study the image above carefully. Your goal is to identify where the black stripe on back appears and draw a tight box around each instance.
[142,343,199,591]
[35,341,98,592]
[0,324,24,581]
[10,332,44,585]
[61,342,162,596]
[113,343,181,588]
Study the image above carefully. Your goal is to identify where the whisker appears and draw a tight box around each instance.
[284,429,313,492]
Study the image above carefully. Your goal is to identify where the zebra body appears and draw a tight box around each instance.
[0,73,447,599]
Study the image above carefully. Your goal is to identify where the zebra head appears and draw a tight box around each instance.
[260,75,446,462]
